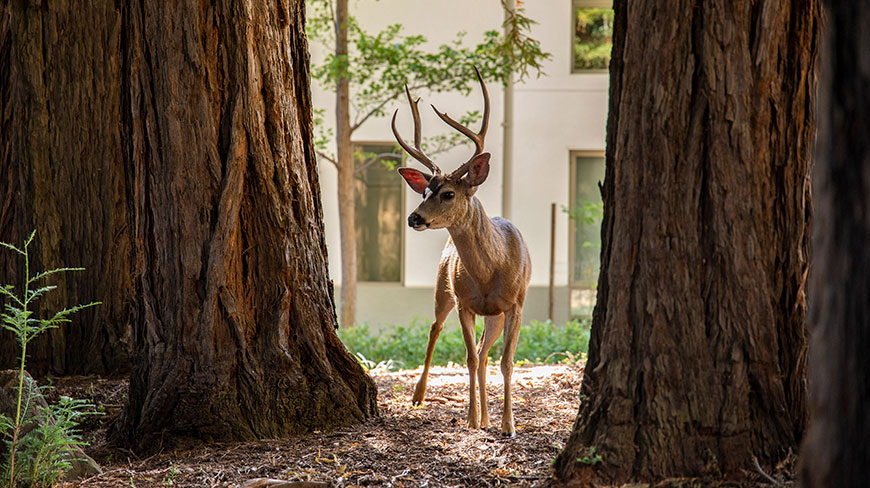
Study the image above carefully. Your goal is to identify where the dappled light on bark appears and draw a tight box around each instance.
[0,0,378,450]
[104,0,378,450]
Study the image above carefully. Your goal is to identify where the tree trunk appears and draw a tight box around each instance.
[335,0,357,328]
[104,0,377,450]
[0,0,132,376]
[799,1,870,486]
[554,0,818,484]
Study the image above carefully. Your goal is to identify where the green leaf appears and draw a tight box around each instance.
[26,285,58,304]
[28,267,85,284]
[0,240,24,255]
[43,302,102,327]
[0,284,24,307]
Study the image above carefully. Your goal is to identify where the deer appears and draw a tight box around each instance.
[391,67,532,437]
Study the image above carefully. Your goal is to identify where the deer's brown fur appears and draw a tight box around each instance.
[393,69,532,436]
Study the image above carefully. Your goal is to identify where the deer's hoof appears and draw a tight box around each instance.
[411,384,426,405]
[501,431,516,438]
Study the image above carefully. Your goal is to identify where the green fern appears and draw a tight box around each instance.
[0,231,101,487]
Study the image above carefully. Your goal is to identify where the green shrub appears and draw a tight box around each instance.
[0,231,100,487]
[339,318,590,370]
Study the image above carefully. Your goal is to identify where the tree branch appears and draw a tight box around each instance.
[316,150,338,168]
[349,78,463,133]
[354,153,402,174]
[327,0,336,32]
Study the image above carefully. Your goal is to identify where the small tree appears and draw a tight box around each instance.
[0,231,99,487]
[307,0,550,327]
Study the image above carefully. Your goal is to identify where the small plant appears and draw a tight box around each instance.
[576,446,603,465]
[11,395,95,487]
[0,230,100,487]
[163,464,179,486]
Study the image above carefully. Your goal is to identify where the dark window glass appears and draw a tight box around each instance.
[354,144,403,282]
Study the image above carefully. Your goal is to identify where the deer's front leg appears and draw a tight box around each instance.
[477,314,505,428]
[412,284,454,405]
[412,319,444,405]
[500,306,523,437]
[458,308,480,428]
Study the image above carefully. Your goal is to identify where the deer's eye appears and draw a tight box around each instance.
[441,191,455,201]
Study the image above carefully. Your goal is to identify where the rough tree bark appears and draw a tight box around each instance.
[0,0,133,376]
[799,1,870,486]
[553,0,818,484]
[1,0,376,448]
[106,0,377,449]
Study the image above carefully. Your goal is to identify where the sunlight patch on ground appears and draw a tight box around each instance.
[378,363,579,388]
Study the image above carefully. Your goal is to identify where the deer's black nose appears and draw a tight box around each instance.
[408,212,425,228]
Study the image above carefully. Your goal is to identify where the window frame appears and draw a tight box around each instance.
[567,150,606,290]
[567,150,606,318]
[352,140,406,285]
[570,0,614,74]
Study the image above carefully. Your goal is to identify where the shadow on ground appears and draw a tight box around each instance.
[54,363,585,487]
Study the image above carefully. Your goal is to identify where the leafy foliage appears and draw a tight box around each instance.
[307,0,552,164]
[573,8,614,70]
[339,318,590,371]
[0,231,100,487]
[563,200,604,226]
[1,395,96,488]
[563,199,604,249]
[575,446,603,465]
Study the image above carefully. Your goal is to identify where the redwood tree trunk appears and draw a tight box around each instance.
[1,0,376,449]
[554,0,818,484]
[107,0,377,449]
[0,0,132,376]
[799,1,870,485]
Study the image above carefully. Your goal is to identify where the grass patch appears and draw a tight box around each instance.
[339,318,590,371]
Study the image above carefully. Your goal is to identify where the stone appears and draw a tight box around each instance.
[0,369,102,481]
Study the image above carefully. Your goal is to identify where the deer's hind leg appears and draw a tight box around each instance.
[477,313,505,428]
[500,306,523,437]
[411,273,455,406]
[458,307,481,428]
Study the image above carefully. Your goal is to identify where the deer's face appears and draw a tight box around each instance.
[392,66,492,231]
[399,153,491,231]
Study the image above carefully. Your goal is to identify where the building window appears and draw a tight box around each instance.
[568,152,605,317]
[571,0,614,72]
[354,143,404,283]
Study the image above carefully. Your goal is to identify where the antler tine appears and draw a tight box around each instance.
[431,66,490,179]
[391,85,441,175]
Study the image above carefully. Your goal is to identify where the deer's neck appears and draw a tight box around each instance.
[447,197,504,283]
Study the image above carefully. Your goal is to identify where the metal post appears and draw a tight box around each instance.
[549,203,556,322]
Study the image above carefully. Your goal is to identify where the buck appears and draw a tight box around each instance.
[392,68,531,437]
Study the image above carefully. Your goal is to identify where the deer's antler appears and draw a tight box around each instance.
[431,66,490,180]
[392,85,441,175]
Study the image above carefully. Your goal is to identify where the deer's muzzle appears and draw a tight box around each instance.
[408,212,428,230]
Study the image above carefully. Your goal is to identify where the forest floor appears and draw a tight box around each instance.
[55,363,584,488]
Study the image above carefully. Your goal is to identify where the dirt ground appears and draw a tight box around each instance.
[54,363,584,488]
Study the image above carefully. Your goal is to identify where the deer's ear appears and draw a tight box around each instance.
[398,167,432,194]
[464,153,491,187]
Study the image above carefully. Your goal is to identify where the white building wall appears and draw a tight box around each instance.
[312,0,609,324]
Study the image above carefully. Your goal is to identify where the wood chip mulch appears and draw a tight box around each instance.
[56,363,585,487]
